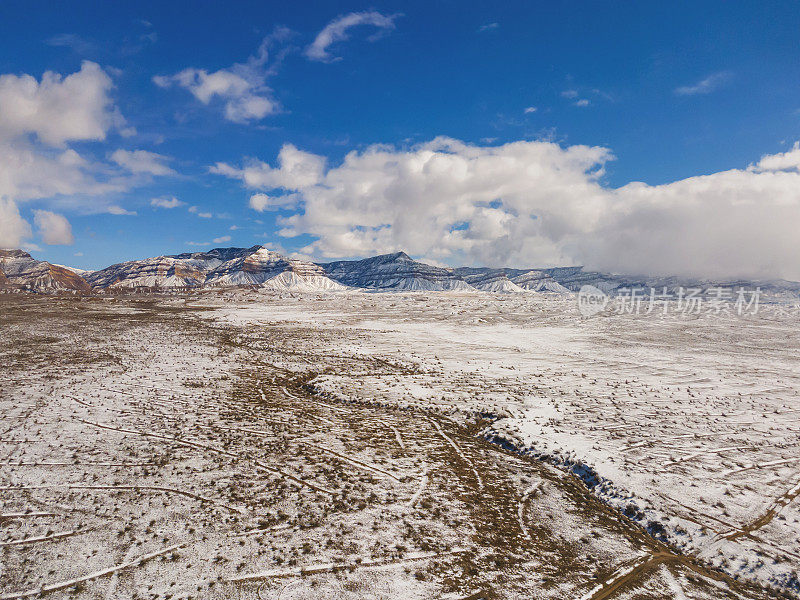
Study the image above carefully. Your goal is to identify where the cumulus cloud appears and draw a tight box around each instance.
[0,197,32,249]
[153,28,291,123]
[306,11,398,62]
[752,142,800,172]
[212,144,325,189]
[216,137,612,265]
[111,149,175,175]
[675,71,731,96]
[212,235,232,244]
[0,61,121,146]
[0,143,119,203]
[33,210,74,245]
[214,137,800,280]
[0,62,154,229]
[249,192,300,212]
[187,205,213,218]
[150,196,184,209]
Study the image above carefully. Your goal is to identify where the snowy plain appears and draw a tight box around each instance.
[206,290,800,595]
[2,291,799,599]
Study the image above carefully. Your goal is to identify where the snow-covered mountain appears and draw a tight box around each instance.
[85,246,345,292]
[452,268,527,293]
[0,249,92,294]
[6,245,800,296]
[509,270,571,294]
[205,247,346,290]
[534,268,800,296]
[319,251,474,291]
[85,247,253,289]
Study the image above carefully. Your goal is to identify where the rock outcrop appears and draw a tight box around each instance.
[0,250,92,294]
[320,252,474,291]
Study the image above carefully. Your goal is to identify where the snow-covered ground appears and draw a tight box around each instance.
[204,290,800,595]
[2,292,797,599]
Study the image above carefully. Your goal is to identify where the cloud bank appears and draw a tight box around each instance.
[215,138,800,280]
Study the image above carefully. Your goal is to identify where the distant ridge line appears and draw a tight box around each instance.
[1,246,799,296]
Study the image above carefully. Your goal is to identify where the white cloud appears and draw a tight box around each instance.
[675,71,731,96]
[215,137,800,280]
[186,241,210,247]
[45,34,94,54]
[752,142,800,172]
[306,11,398,62]
[153,29,290,123]
[260,241,288,254]
[216,137,613,265]
[0,142,120,204]
[249,192,300,212]
[33,209,74,245]
[573,99,590,107]
[0,63,147,219]
[0,61,121,146]
[524,106,537,114]
[478,23,499,33]
[212,144,325,189]
[212,235,232,244]
[107,205,137,216]
[0,198,32,249]
[150,196,184,209]
[111,149,175,176]
[155,68,275,122]
[561,90,578,99]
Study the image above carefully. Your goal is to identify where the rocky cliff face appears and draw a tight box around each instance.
[0,250,92,294]
[319,252,474,291]
[0,266,12,289]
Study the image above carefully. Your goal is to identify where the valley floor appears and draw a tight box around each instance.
[1,292,797,599]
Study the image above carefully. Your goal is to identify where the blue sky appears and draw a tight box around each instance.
[2,1,800,276]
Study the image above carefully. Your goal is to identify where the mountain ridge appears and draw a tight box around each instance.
[3,245,800,296]
[0,249,92,294]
